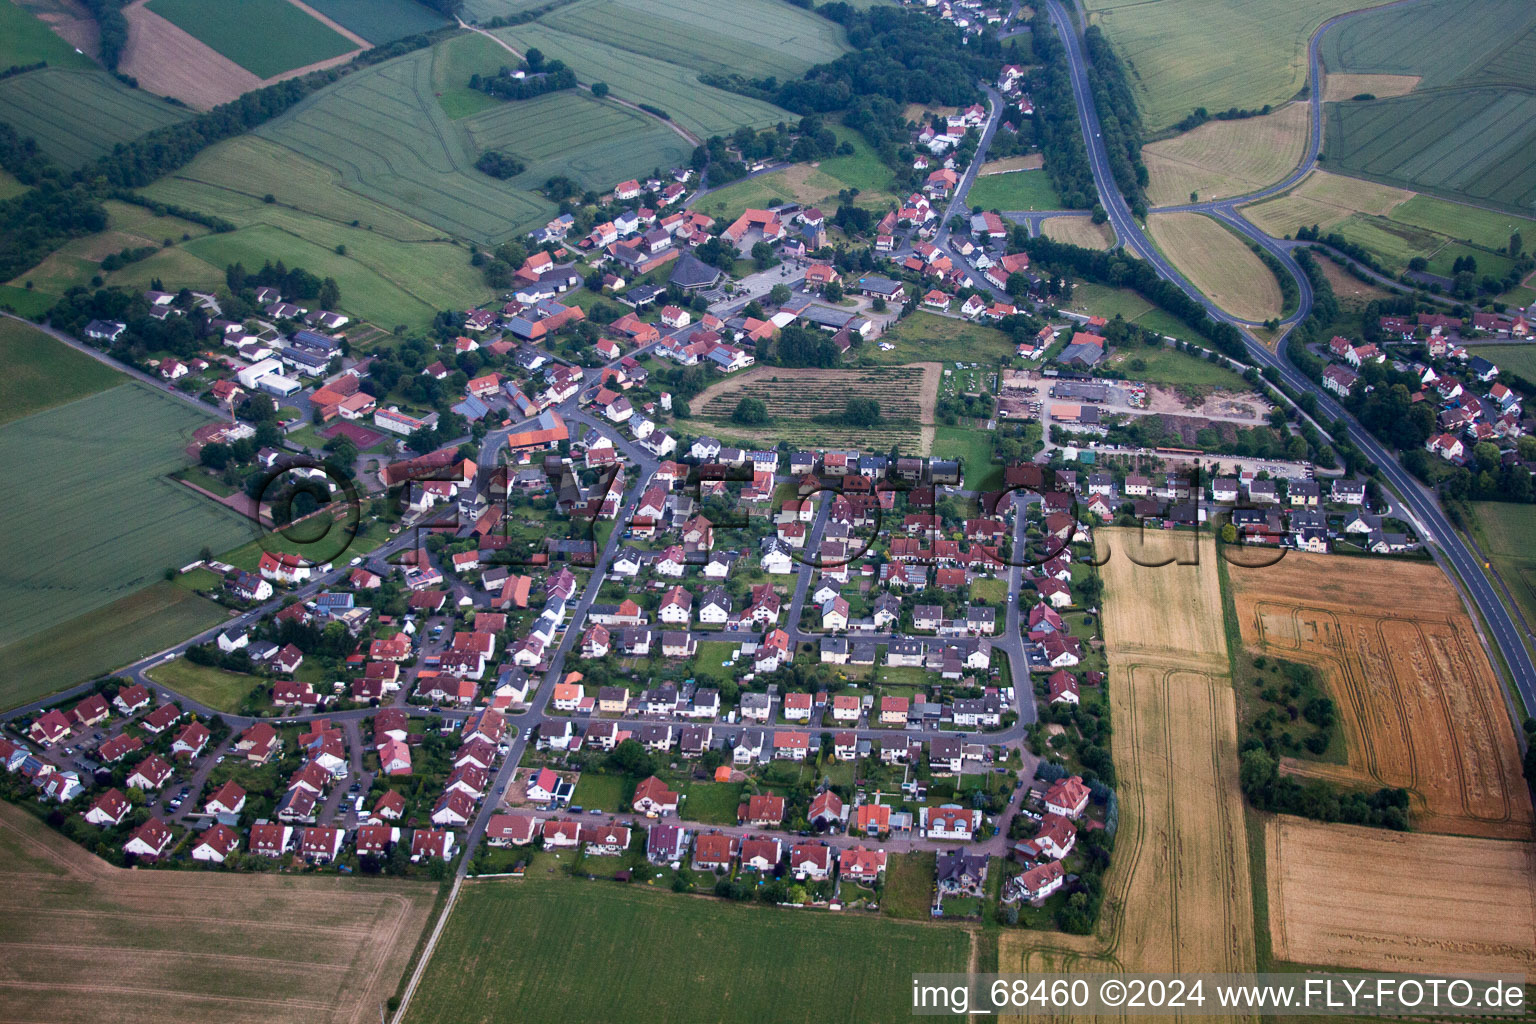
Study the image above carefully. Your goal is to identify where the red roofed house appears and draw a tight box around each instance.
[632,775,679,815]
[1043,775,1092,819]
[192,824,240,863]
[123,817,174,859]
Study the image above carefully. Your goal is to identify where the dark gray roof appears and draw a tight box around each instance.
[669,255,722,290]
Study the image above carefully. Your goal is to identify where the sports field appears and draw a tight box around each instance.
[1267,815,1536,975]
[691,363,939,454]
[493,21,791,138]
[1143,101,1309,206]
[1084,0,1364,132]
[0,319,124,425]
[966,169,1063,211]
[1318,0,1536,212]
[0,801,435,1024]
[144,0,357,79]
[0,383,251,697]
[1040,215,1114,250]
[0,67,189,168]
[1000,531,1254,1015]
[1228,553,1534,840]
[1147,211,1282,322]
[304,0,449,44]
[0,0,96,68]
[538,0,848,82]
[405,875,968,1024]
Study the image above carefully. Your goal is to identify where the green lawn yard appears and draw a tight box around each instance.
[145,657,263,713]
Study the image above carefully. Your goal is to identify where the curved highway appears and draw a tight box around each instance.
[1038,0,1536,715]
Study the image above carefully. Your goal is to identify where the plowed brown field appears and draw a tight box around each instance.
[1267,815,1536,975]
[0,802,435,1024]
[1228,553,1533,839]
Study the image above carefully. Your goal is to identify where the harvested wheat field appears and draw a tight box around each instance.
[1267,815,1536,974]
[0,802,435,1024]
[1316,253,1395,306]
[1321,72,1420,103]
[1041,215,1115,250]
[1241,169,1412,237]
[1001,531,1255,1022]
[1229,553,1533,840]
[691,363,940,453]
[1144,102,1310,207]
[1147,212,1282,322]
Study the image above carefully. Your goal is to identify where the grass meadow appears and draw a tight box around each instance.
[855,311,1015,366]
[144,0,357,78]
[405,876,967,1024]
[966,169,1063,211]
[145,656,262,713]
[0,67,189,167]
[0,382,251,671]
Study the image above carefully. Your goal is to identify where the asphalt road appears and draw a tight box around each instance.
[1035,0,1536,715]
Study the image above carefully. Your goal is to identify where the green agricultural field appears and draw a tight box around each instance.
[1326,89,1536,214]
[145,0,357,78]
[461,0,550,19]
[253,37,711,245]
[0,582,228,709]
[0,383,251,666]
[967,169,1063,211]
[1467,346,1536,384]
[1066,281,1215,344]
[0,0,96,69]
[1472,500,1536,656]
[405,877,967,1024]
[1319,0,1536,91]
[0,319,124,425]
[1318,0,1536,213]
[0,67,189,168]
[1389,195,1536,256]
[858,311,1015,366]
[540,0,848,82]
[138,135,495,330]
[1085,0,1364,132]
[145,656,262,713]
[493,21,791,138]
[458,89,690,201]
[303,0,449,44]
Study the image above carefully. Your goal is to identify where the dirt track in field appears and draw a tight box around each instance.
[0,802,434,1024]
[1228,553,1534,840]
